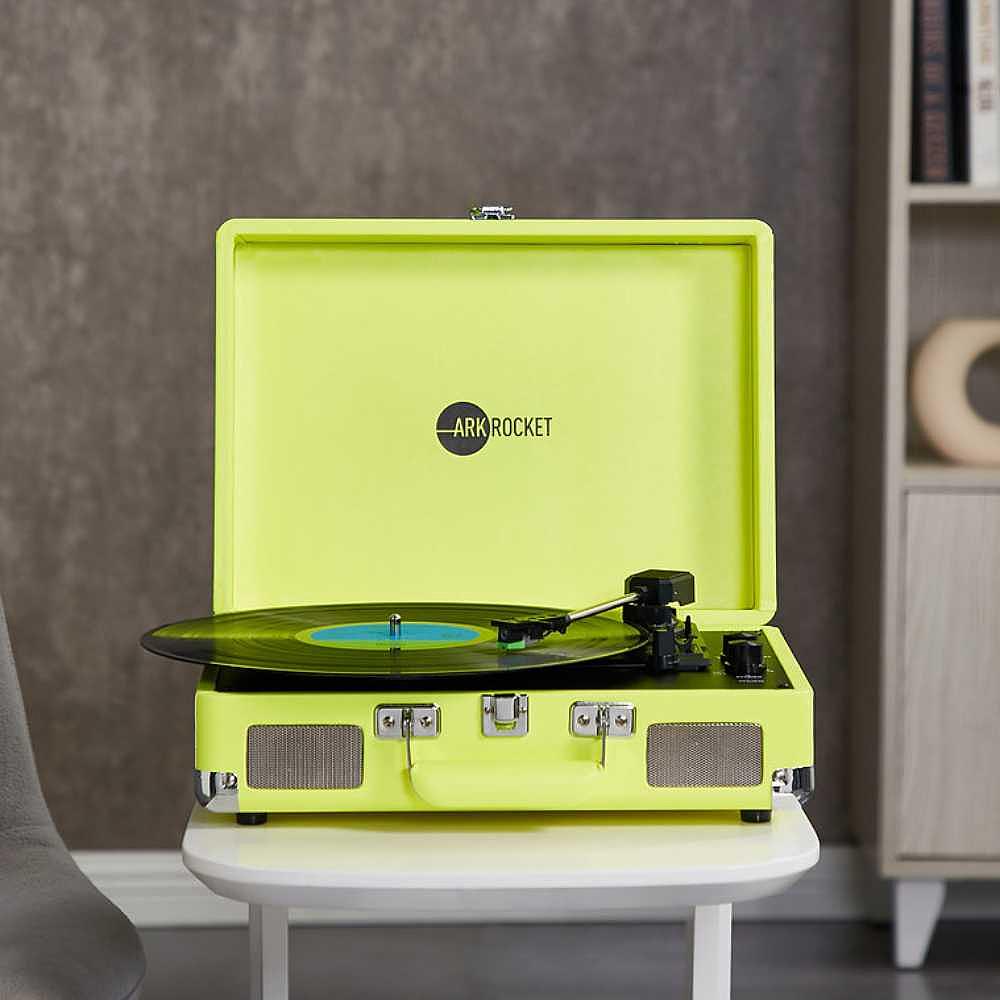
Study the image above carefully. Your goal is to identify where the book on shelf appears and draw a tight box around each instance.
[967,0,1000,183]
[912,0,1000,185]
[913,0,957,181]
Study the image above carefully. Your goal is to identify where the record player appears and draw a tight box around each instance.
[142,214,813,824]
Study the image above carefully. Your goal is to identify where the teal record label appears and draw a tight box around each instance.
[295,621,489,650]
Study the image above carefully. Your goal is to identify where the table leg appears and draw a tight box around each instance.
[249,903,288,1000]
[685,903,732,1000]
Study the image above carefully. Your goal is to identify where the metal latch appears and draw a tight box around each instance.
[482,693,528,736]
[469,204,516,221]
[375,704,441,770]
[570,702,635,767]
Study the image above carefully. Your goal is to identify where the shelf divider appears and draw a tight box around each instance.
[904,460,1000,490]
[909,184,1000,205]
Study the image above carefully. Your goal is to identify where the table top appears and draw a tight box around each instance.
[182,797,819,917]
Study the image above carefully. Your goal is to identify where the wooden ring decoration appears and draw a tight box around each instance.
[911,318,1000,467]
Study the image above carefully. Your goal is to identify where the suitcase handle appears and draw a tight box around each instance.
[408,760,604,810]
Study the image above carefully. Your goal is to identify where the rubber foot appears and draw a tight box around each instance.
[740,809,772,824]
[236,812,268,826]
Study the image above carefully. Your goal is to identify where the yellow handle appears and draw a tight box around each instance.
[408,760,604,810]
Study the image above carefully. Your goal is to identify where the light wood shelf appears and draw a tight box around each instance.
[904,460,1000,490]
[909,184,1000,204]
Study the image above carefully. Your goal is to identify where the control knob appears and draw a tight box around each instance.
[721,632,765,683]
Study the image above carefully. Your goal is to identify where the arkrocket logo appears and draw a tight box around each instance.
[435,401,553,456]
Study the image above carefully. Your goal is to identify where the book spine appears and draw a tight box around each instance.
[951,0,970,181]
[967,0,1000,183]
[914,0,955,182]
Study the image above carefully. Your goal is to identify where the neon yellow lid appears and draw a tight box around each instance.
[214,219,775,629]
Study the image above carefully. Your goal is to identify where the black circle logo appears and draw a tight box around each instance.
[436,401,490,455]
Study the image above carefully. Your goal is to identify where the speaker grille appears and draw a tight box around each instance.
[246,725,363,789]
[646,722,762,788]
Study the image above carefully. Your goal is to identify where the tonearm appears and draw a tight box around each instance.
[491,569,710,673]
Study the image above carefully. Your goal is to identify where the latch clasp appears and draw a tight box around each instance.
[482,693,528,736]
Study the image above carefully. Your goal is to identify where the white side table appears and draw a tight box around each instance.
[182,796,819,1000]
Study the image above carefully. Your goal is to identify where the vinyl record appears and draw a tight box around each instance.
[140,602,648,677]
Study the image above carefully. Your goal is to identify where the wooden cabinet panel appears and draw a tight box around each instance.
[899,492,1000,859]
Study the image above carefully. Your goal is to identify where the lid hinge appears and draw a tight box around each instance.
[469,204,516,221]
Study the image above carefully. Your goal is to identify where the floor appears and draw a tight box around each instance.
[139,921,1000,999]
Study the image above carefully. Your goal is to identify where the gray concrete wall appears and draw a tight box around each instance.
[0,0,854,847]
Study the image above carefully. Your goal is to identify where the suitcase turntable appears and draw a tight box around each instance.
[141,216,814,824]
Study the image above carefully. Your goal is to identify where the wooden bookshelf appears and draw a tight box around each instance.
[854,0,1000,970]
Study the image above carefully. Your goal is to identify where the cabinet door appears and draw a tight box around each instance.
[899,491,1000,860]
